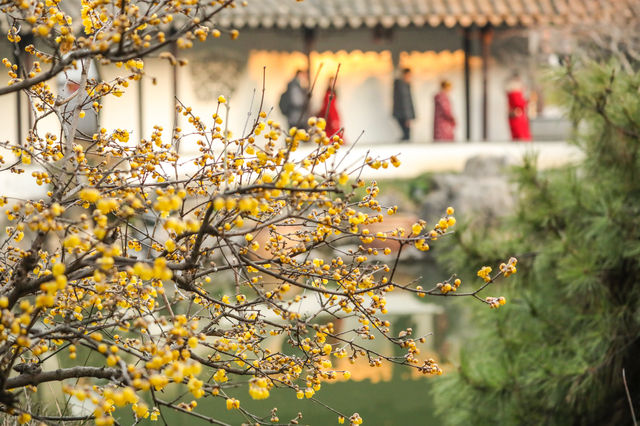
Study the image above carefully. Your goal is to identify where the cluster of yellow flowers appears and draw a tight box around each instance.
[225,397,240,410]
[486,296,507,309]
[477,266,493,282]
[248,377,271,400]
[436,278,462,295]
[500,257,518,277]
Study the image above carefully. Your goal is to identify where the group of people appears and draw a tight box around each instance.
[279,70,343,140]
[392,68,457,142]
[279,68,532,142]
[393,68,532,142]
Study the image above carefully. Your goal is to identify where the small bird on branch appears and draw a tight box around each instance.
[13,363,42,375]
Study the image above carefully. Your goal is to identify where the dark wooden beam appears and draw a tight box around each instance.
[12,34,32,145]
[481,25,493,141]
[170,39,180,152]
[137,76,144,139]
[303,28,316,84]
[302,27,317,123]
[15,86,22,146]
[463,27,471,142]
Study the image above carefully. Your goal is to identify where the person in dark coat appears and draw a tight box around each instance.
[433,80,456,141]
[392,68,415,142]
[279,70,309,129]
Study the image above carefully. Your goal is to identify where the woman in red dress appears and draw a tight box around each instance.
[506,75,532,141]
[318,77,343,141]
[433,80,456,142]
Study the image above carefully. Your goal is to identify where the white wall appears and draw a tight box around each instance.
[169,26,517,146]
[177,48,515,144]
[0,27,523,153]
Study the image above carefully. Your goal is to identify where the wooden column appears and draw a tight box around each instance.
[13,34,31,145]
[171,42,178,123]
[170,38,180,152]
[303,28,316,83]
[302,28,316,122]
[481,25,493,141]
[15,81,22,145]
[137,76,144,138]
[463,27,471,142]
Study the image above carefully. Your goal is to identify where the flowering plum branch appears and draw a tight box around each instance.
[0,0,516,424]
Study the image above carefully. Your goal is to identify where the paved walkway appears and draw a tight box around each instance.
[292,141,583,180]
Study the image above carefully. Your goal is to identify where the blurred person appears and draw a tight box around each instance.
[392,68,415,142]
[56,59,99,142]
[317,76,344,142]
[279,69,309,129]
[506,73,532,141]
[433,80,456,142]
[57,59,127,176]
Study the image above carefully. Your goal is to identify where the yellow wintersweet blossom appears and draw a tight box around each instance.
[226,398,240,410]
[79,188,100,203]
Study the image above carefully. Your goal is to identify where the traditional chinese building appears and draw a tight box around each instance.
[1,0,638,146]
[165,0,636,144]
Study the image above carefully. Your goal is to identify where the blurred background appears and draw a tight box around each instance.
[1,1,639,424]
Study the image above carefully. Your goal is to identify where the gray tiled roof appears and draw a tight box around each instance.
[215,0,640,29]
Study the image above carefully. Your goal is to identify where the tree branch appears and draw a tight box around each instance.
[6,366,121,389]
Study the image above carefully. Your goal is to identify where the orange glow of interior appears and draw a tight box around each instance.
[400,50,482,74]
[248,49,479,88]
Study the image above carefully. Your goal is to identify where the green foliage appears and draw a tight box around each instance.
[431,61,640,425]
[114,377,442,426]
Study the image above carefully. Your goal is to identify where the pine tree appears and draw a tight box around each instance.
[432,61,640,425]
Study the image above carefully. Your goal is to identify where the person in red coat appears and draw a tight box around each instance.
[318,77,344,142]
[506,74,532,141]
[433,80,456,142]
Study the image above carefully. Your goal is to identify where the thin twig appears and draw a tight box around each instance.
[623,368,638,426]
